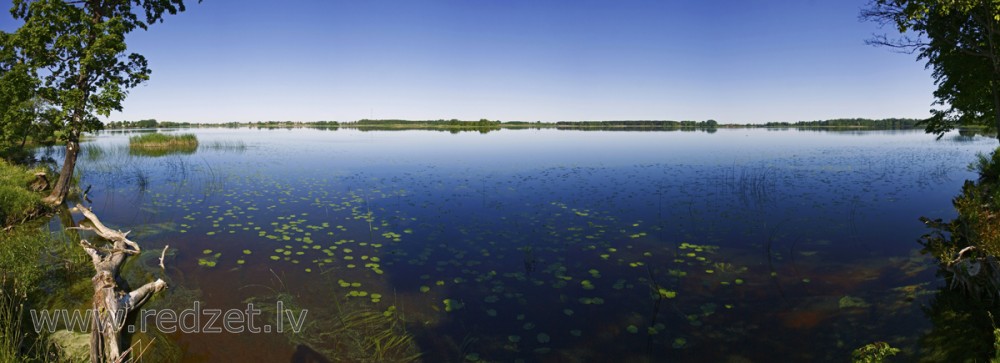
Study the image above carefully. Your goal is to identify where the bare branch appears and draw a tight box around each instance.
[125,279,166,310]
[865,33,929,54]
[72,205,169,363]
[159,245,169,270]
[80,239,102,266]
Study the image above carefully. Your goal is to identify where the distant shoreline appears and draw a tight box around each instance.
[103,118,947,131]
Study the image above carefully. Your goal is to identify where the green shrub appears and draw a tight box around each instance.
[921,147,1000,299]
[852,342,900,363]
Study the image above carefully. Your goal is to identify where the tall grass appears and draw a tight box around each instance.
[128,133,198,150]
[81,142,104,161]
[0,225,54,363]
[721,164,775,206]
[0,279,31,363]
[128,133,198,157]
[0,160,46,227]
[199,140,246,152]
[128,133,198,148]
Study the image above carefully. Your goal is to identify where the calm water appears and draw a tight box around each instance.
[56,128,997,362]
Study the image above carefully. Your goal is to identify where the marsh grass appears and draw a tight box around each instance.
[0,160,46,227]
[128,133,198,156]
[0,279,37,363]
[248,292,421,362]
[721,164,775,206]
[199,140,247,152]
[330,307,421,362]
[81,142,104,162]
[0,224,62,363]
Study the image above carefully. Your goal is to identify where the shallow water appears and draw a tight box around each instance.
[58,128,997,362]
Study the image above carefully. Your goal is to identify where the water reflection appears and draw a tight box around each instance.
[918,281,997,361]
[51,128,998,361]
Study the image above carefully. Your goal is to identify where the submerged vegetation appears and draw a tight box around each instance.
[0,126,990,361]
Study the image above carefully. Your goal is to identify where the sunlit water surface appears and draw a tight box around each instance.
[52,128,998,362]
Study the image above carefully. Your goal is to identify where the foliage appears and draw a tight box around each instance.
[0,220,91,363]
[555,119,718,128]
[0,224,53,363]
[912,146,1000,361]
[920,147,1000,300]
[0,33,59,161]
[852,341,900,363]
[863,0,1000,140]
[759,118,922,129]
[0,158,45,227]
[105,118,160,129]
[2,0,194,204]
[355,118,500,127]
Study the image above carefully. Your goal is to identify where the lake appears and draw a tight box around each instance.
[54,127,998,362]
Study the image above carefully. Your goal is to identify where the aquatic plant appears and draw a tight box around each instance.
[199,140,247,152]
[128,133,198,156]
[248,293,421,362]
[851,342,899,363]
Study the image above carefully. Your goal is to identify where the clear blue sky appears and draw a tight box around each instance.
[1,0,935,123]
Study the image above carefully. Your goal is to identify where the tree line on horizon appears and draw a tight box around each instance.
[754,118,923,129]
[99,117,930,130]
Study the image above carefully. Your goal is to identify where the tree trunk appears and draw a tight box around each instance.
[985,4,1000,143]
[45,48,90,206]
[994,88,1000,143]
[44,124,80,206]
[72,204,167,363]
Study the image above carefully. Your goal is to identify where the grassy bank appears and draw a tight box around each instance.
[917,146,1000,360]
[921,146,1000,286]
[0,225,48,363]
[0,160,46,227]
[0,160,51,362]
[0,220,91,363]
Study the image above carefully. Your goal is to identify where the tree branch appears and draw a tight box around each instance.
[865,33,929,54]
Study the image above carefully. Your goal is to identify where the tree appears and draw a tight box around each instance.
[862,0,1000,142]
[2,0,194,205]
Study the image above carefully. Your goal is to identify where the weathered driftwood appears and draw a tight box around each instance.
[73,204,167,363]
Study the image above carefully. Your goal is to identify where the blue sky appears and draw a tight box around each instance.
[1,0,934,123]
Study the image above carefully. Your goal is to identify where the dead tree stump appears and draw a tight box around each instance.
[73,204,167,363]
[29,172,49,192]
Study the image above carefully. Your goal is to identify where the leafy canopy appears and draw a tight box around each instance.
[864,0,1000,139]
[1,0,190,144]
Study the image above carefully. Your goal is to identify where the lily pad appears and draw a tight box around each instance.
[537,333,550,343]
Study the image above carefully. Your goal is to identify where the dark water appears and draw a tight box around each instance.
[59,128,997,362]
